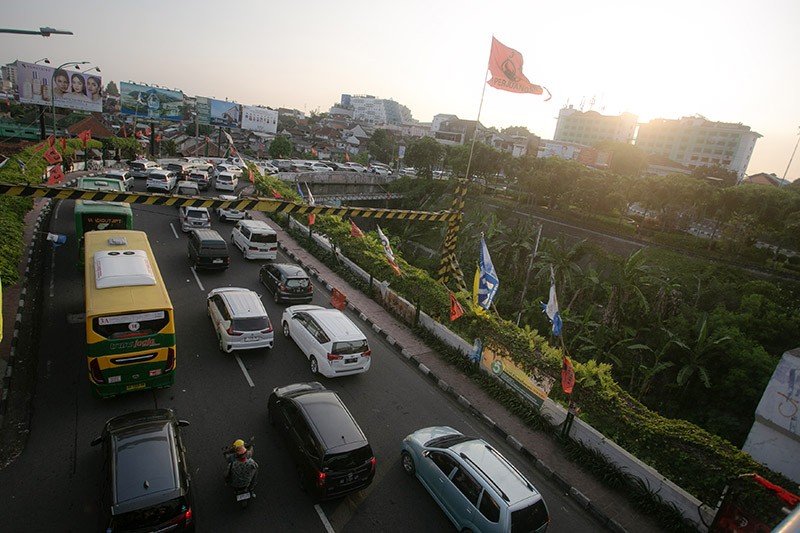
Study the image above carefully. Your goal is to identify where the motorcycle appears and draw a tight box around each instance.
[223,440,258,508]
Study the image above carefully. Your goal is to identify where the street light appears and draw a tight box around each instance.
[51,61,89,139]
[780,126,800,188]
[34,58,50,64]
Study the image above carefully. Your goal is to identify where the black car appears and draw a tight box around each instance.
[268,382,375,501]
[91,409,195,532]
[188,229,229,270]
[259,263,313,303]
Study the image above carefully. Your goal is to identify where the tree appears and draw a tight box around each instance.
[673,313,731,392]
[404,137,444,178]
[269,136,293,159]
[691,164,738,187]
[501,126,531,136]
[595,141,648,177]
[104,81,119,97]
[369,129,395,164]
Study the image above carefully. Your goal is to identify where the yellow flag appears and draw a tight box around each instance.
[472,268,486,316]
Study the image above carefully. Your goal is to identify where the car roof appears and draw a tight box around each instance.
[292,389,368,452]
[268,263,308,277]
[191,228,224,241]
[302,307,364,342]
[209,287,267,317]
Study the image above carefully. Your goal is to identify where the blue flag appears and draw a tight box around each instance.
[541,265,562,336]
[296,181,305,200]
[476,234,499,311]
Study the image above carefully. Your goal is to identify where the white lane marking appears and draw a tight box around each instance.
[190,266,204,291]
[235,354,255,387]
[170,223,179,239]
[314,504,336,533]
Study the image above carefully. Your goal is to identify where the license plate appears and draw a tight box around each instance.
[236,492,251,501]
[126,382,146,391]
[213,258,223,264]
[345,358,357,364]
[244,336,258,342]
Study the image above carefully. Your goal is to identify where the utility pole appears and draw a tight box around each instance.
[516,224,543,326]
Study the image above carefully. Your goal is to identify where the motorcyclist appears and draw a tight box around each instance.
[225,439,253,462]
[225,443,258,493]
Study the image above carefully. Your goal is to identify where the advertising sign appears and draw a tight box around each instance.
[120,82,183,121]
[17,61,102,113]
[241,105,278,134]
[196,96,241,128]
[479,346,554,409]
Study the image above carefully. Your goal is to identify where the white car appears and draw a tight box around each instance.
[104,170,134,191]
[215,163,243,179]
[215,172,239,192]
[146,169,177,192]
[178,205,210,232]
[207,287,274,353]
[281,305,371,378]
[342,162,367,173]
[216,194,248,222]
[307,162,331,172]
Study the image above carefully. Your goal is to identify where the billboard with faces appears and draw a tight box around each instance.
[17,61,103,113]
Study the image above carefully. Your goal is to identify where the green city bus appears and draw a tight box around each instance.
[75,200,133,265]
[83,230,176,397]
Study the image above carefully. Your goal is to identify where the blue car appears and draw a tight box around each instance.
[401,426,550,533]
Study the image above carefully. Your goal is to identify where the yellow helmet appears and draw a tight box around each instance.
[233,439,245,448]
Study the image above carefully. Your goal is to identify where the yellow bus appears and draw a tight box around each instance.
[84,230,176,397]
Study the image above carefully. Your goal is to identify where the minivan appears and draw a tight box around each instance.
[259,263,313,304]
[207,287,274,353]
[268,382,375,501]
[104,170,134,190]
[91,409,195,532]
[129,160,161,178]
[215,171,239,192]
[231,219,278,260]
[146,169,177,192]
[179,206,211,233]
[188,229,229,270]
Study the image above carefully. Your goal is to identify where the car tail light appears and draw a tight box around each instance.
[317,471,326,487]
[306,283,313,293]
[362,350,372,357]
[370,457,376,472]
[278,284,286,292]
[227,326,242,336]
[89,359,104,383]
[327,353,342,361]
[249,246,259,251]
[165,348,175,372]
[261,324,273,334]
[168,507,192,526]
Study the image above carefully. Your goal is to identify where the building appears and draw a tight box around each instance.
[553,105,638,146]
[739,172,789,187]
[430,114,487,145]
[635,115,760,179]
[337,94,413,126]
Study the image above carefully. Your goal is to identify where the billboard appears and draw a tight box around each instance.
[120,82,183,121]
[479,345,554,409]
[196,96,241,128]
[17,61,102,113]
[241,105,278,134]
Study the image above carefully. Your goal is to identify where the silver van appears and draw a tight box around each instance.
[129,160,161,179]
[207,287,274,353]
[231,219,277,260]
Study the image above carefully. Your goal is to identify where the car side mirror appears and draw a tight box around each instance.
[178,420,190,427]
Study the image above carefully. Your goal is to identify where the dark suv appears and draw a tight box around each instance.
[91,409,195,532]
[188,229,229,270]
[268,382,375,500]
[259,263,313,303]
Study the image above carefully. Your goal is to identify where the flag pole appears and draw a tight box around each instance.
[463,37,494,182]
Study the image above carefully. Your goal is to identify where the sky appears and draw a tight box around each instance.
[3,0,799,180]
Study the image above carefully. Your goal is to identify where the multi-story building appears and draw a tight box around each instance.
[338,94,413,126]
[635,116,760,179]
[553,105,638,146]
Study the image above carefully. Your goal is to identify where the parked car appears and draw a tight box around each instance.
[271,160,294,172]
[281,304,371,377]
[179,206,211,232]
[215,172,239,192]
[370,165,391,176]
[400,167,417,177]
[104,170,134,191]
[259,263,313,304]
[146,169,177,192]
[342,162,368,173]
[90,409,195,532]
[268,382,376,500]
[401,426,550,533]
[216,194,248,222]
[307,162,331,172]
[182,157,214,173]
[187,170,211,191]
[176,180,201,196]
[207,287,274,353]
[128,159,160,178]
[187,229,229,270]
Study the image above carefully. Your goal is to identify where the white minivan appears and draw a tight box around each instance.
[215,171,239,192]
[207,287,274,353]
[281,305,371,377]
[231,219,278,260]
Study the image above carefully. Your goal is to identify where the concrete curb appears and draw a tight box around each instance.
[278,240,626,533]
[0,200,53,428]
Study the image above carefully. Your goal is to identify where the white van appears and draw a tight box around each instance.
[129,160,161,178]
[215,171,239,192]
[207,287,274,353]
[231,219,278,260]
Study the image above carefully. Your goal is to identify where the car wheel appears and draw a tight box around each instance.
[309,357,319,375]
[401,451,416,476]
[282,321,290,337]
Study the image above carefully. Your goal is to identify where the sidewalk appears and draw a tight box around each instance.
[252,213,665,533]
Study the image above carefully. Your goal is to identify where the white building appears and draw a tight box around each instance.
[553,106,638,146]
[338,94,413,125]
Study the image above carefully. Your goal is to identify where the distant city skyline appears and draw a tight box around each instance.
[2,0,798,181]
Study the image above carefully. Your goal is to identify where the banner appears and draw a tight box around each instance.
[480,345,554,409]
[196,96,241,128]
[241,105,278,134]
[17,61,102,112]
[120,82,183,120]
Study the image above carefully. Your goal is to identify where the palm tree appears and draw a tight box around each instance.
[601,249,656,332]
[533,235,586,306]
[673,313,731,393]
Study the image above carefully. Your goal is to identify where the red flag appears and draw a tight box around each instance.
[32,142,46,153]
[487,37,551,100]
[44,146,63,164]
[144,128,151,136]
[449,292,464,321]
[350,219,364,238]
[345,152,350,162]
[122,125,127,138]
[136,130,142,139]
[308,213,316,225]
[248,167,254,183]
[311,148,318,156]
[78,129,91,148]
[47,135,55,147]
[561,356,575,394]
[47,165,65,185]
[156,133,161,143]
[751,474,800,507]
[60,137,67,151]
[204,136,210,143]
[271,189,283,199]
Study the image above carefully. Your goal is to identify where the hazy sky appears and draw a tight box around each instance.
[3,0,799,179]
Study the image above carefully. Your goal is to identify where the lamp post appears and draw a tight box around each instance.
[51,61,88,139]
[34,59,50,139]
[34,58,50,64]
[780,126,800,188]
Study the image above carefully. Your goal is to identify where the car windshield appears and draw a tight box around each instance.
[186,210,207,219]
[113,496,188,529]
[250,233,276,244]
[232,316,270,332]
[511,500,549,532]
[323,445,372,471]
[424,434,474,449]
[285,278,309,289]
[331,339,368,356]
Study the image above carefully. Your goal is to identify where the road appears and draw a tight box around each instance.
[0,177,603,532]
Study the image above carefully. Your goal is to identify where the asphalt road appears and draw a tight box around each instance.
[0,178,603,532]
